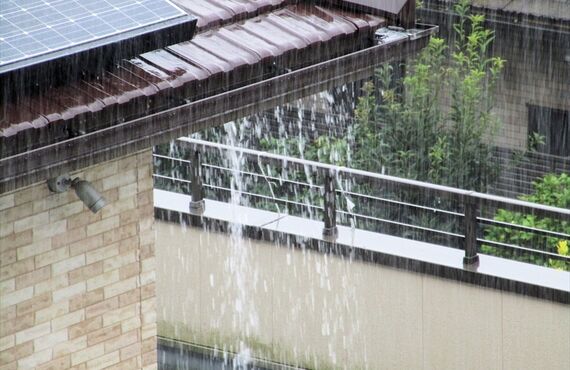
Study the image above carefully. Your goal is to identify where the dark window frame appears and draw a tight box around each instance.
[527,104,569,157]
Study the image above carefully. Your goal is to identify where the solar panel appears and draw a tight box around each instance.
[0,0,195,74]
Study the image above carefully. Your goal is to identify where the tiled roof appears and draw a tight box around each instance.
[0,1,384,148]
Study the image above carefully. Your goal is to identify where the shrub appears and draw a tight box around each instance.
[483,173,570,269]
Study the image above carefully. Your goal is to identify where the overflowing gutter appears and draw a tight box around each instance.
[0,29,436,193]
[0,1,436,193]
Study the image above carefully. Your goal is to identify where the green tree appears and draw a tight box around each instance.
[354,0,505,192]
[255,0,507,244]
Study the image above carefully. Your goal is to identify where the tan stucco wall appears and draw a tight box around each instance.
[156,222,570,370]
[0,151,157,370]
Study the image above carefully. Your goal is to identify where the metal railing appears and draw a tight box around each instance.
[153,138,570,268]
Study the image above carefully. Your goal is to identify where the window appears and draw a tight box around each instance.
[527,104,569,157]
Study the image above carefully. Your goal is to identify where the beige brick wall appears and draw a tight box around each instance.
[0,151,157,370]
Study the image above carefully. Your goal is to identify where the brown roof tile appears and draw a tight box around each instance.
[172,0,284,29]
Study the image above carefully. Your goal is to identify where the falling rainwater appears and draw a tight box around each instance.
[222,120,260,369]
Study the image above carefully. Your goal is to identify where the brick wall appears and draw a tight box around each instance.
[0,151,157,370]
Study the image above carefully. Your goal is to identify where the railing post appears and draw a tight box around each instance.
[189,149,205,215]
[322,170,338,240]
[463,194,479,266]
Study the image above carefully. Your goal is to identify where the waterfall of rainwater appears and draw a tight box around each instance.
[165,88,369,368]
[222,120,259,369]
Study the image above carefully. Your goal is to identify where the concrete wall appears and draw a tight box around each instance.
[156,222,570,370]
[0,151,157,370]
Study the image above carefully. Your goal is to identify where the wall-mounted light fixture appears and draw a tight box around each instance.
[47,175,106,213]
